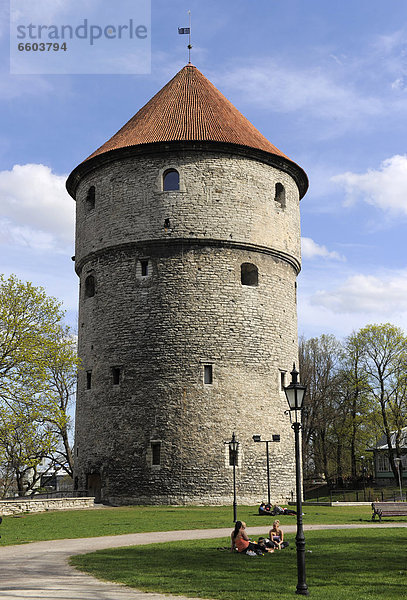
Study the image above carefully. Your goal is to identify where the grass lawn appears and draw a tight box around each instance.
[1,504,406,546]
[70,529,407,600]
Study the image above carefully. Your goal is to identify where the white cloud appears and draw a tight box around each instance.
[391,77,406,91]
[297,268,407,338]
[311,271,407,315]
[332,154,407,218]
[301,237,345,261]
[0,164,74,251]
[218,61,382,125]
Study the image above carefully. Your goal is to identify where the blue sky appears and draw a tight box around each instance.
[1,0,407,340]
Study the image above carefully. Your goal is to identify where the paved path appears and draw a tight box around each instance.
[0,523,406,600]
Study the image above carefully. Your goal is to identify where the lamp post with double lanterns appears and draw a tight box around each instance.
[252,434,280,506]
[225,432,239,523]
[284,363,309,596]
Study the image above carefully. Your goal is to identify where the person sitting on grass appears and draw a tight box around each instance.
[231,521,262,554]
[268,519,289,549]
[258,502,272,515]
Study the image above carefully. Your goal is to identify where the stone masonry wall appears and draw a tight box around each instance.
[0,497,94,516]
[73,148,302,505]
[74,151,301,267]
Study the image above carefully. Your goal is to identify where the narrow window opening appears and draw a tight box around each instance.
[140,260,148,276]
[275,182,286,208]
[151,442,161,466]
[280,371,286,391]
[204,364,213,384]
[84,275,95,298]
[163,169,180,191]
[241,263,258,286]
[229,446,238,466]
[112,367,121,385]
[86,371,92,390]
[86,186,95,211]
[164,218,171,229]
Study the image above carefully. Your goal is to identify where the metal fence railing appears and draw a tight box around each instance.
[305,488,405,503]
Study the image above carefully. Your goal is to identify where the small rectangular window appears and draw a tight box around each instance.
[140,260,148,276]
[86,371,92,390]
[151,442,161,466]
[112,367,121,385]
[280,371,286,391]
[204,364,213,384]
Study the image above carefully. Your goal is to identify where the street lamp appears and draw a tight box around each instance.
[394,458,403,501]
[360,455,367,500]
[252,434,280,506]
[225,432,239,522]
[284,363,309,596]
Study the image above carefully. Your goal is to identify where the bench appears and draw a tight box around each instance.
[371,502,407,521]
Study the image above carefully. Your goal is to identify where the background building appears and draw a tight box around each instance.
[371,428,407,484]
[67,63,308,505]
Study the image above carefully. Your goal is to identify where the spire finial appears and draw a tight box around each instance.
[178,10,192,63]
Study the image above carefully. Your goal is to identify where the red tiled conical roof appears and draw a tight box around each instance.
[85,63,290,161]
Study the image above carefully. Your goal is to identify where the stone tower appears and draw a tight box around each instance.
[66,64,308,505]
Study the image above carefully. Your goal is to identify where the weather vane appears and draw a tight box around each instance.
[178,10,192,63]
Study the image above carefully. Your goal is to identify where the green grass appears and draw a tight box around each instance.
[1,504,406,546]
[70,529,407,600]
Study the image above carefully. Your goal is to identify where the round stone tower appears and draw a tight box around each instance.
[66,63,308,505]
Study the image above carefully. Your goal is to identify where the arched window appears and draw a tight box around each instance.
[275,182,286,208]
[86,186,95,211]
[241,263,258,286]
[84,274,96,298]
[163,169,179,191]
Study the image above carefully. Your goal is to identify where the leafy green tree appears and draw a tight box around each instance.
[40,331,77,477]
[0,405,59,495]
[300,323,407,489]
[355,323,407,481]
[0,274,65,405]
[0,274,78,494]
[340,332,373,480]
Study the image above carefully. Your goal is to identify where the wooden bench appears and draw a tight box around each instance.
[371,502,407,521]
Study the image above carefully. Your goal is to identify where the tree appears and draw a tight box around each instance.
[40,331,77,477]
[300,323,407,489]
[341,332,372,480]
[0,274,78,494]
[0,405,58,495]
[355,323,407,481]
[299,334,342,483]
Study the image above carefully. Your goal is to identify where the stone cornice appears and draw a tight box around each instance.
[75,237,301,276]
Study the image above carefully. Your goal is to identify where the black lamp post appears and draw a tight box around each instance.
[284,363,309,596]
[225,432,239,522]
[394,458,403,501]
[360,455,366,500]
[252,434,280,506]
